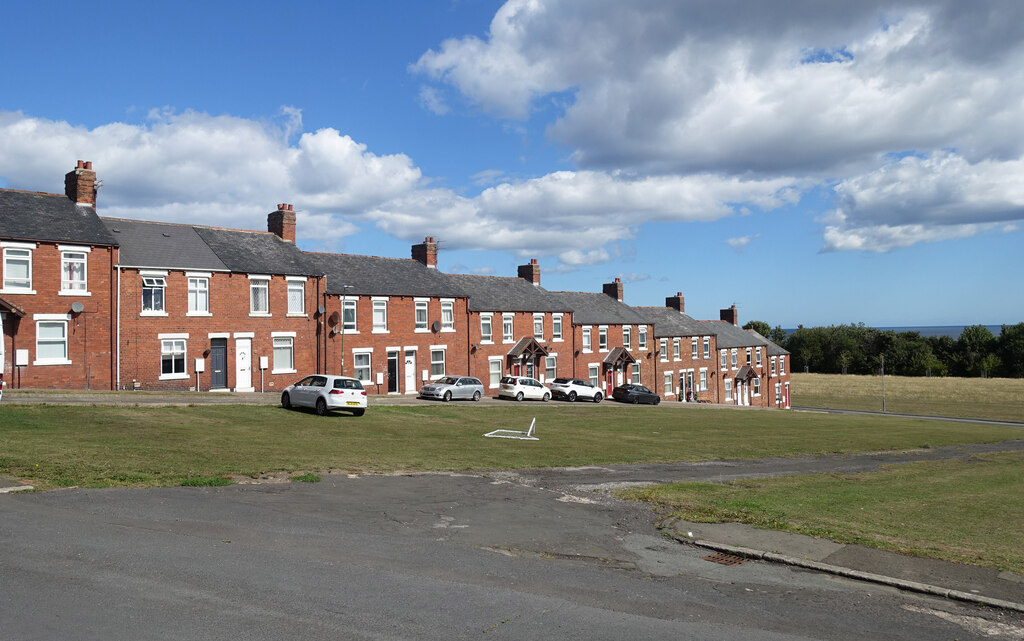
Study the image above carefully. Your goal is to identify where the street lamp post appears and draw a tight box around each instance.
[339,284,353,375]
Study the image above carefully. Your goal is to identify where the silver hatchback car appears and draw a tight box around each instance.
[419,376,485,402]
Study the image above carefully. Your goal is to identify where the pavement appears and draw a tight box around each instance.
[2,388,1022,613]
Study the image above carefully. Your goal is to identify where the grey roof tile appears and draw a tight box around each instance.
[444,274,571,312]
[636,307,708,337]
[102,218,227,271]
[549,291,654,325]
[194,226,315,276]
[0,190,117,246]
[309,253,466,297]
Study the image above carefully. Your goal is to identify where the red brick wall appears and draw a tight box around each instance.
[652,333,720,402]
[321,294,472,395]
[1,242,116,389]
[568,322,657,395]
[116,269,319,391]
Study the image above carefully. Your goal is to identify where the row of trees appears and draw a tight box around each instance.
[742,321,1024,378]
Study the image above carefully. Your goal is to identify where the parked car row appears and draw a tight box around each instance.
[280,373,662,416]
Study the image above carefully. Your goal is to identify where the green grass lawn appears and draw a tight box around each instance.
[1,403,1020,488]
[792,373,1024,422]
[620,451,1024,574]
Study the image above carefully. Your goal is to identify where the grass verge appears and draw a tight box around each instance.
[0,403,1020,488]
[620,451,1024,574]
[792,373,1024,422]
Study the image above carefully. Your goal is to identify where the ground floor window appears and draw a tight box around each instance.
[775,383,782,405]
[273,337,293,372]
[545,355,556,382]
[35,320,68,364]
[725,379,733,401]
[699,369,708,391]
[430,349,446,378]
[489,358,502,388]
[631,363,640,384]
[161,339,186,378]
[588,364,599,387]
[753,377,760,396]
[663,371,673,395]
[353,352,371,382]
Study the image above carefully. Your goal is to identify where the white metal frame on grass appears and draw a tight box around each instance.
[484,418,538,441]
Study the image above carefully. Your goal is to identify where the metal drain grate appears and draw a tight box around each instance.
[703,552,748,566]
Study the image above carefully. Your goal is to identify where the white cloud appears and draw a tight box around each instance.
[417,86,451,116]
[726,233,761,253]
[617,273,649,283]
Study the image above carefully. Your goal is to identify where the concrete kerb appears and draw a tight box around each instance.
[662,529,1024,614]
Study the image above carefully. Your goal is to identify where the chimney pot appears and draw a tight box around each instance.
[65,160,97,208]
[666,292,685,313]
[518,260,541,286]
[603,278,624,302]
[268,203,297,243]
[412,236,438,268]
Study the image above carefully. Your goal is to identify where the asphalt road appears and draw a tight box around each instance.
[3,454,1023,640]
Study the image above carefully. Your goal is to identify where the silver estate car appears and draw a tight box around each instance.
[419,376,485,402]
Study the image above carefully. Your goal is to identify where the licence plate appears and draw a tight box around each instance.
[345,401,360,406]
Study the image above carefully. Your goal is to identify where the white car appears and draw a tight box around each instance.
[281,374,367,416]
[498,376,551,402]
[549,377,603,403]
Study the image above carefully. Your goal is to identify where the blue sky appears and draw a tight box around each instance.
[2,0,1022,328]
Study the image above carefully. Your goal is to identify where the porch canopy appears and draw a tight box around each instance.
[506,337,549,358]
[733,365,756,381]
[602,347,636,368]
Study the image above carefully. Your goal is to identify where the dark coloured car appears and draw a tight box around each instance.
[612,384,661,405]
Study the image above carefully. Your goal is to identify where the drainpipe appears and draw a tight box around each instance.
[115,262,121,390]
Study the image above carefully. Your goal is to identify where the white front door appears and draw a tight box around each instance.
[404,350,416,394]
[235,338,253,392]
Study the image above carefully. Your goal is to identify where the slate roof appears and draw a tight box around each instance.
[0,190,117,246]
[706,320,789,355]
[103,218,227,271]
[549,291,654,325]
[309,253,465,297]
[636,307,708,338]
[444,275,571,313]
[194,226,315,276]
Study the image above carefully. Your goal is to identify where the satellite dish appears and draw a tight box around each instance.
[70,302,85,313]
[431,320,441,332]
[328,311,341,326]
[317,305,326,315]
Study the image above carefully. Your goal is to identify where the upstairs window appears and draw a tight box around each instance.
[142,276,166,313]
[673,338,680,360]
[534,314,544,340]
[780,356,786,375]
[480,315,493,342]
[3,247,32,291]
[756,347,762,367]
[659,338,667,361]
[372,300,388,332]
[582,326,592,351]
[622,326,631,351]
[188,277,209,314]
[415,300,428,331]
[691,337,699,359]
[638,326,647,350]
[502,315,514,342]
[250,278,269,314]
[552,315,562,341]
[746,347,752,366]
[598,326,608,351]
[441,301,454,330]
[60,250,88,292]
[703,337,710,359]
[287,281,304,315]
[342,299,357,331]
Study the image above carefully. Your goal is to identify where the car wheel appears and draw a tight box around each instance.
[515,392,524,402]
[281,392,291,409]
[542,392,550,402]
[472,391,481,401]
[593,393,602,403]
[443,390,452,402]
[568,391,577,402]
[352,408,365,417]
[631,396,639,405]
[315,398,328,416]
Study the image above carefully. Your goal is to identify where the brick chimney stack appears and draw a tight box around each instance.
[412,236,438,268]
[518,259,541,286]
[666,292,685,313]
[65,160,97,208]
[268,203,296,243]
[720,304,739,326]
[603,278,623,301]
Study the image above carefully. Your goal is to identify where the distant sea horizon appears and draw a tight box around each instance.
[781,325,1006,338]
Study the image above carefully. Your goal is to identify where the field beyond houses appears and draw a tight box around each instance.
[791,373,1024,422]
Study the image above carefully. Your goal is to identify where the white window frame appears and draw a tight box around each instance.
[582,326,592,352]
[725,379,733,401]
[699,368,708,391]
[544,355,557,382]
[33,315,71,365]
[588,364,600,387]
[441,299,455,332]
[342,298,358,333]
[721,350,728,368]
[502,314,514,343]
[756,347,762,367]
[598,326,608,352]
[691,337,698,359]
[673,338,680,360]
[533,314,544,341]
[552,314,563,342]
[414,299,429,332]
[1,242,35,293]
[780,356,786,375]
[353,348,372,383]
[771,356,777,376]
[746,347,752,366]
[775,382,783,405]
[286,277,306,316]
[249,275,271,317]
[430,347,446,378]
[638,326,647,350]
[731,348,738,369]
[753,377,761,396]
[664,371,673,395]
[488,357,502,388]
[159,338,188,380]
[622,326,631,351]
[272,335,295,374]
[186,274,211,316]
[659,338,667,361]
[703,337,710,359]
[480,313,493,343]
[372,297,389,333]
[141,271,168,316]
[59,246,90,295]
[631,362,641,385]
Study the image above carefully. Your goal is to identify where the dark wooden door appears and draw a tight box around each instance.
[210,339,227,389]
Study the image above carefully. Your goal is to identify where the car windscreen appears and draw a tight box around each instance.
[437,376,458,385]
